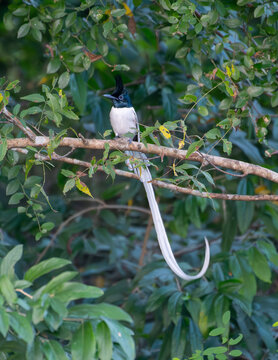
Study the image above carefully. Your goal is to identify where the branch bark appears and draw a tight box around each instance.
[2,108,36,141]
[14,148,278,202]
[8,136,278,184]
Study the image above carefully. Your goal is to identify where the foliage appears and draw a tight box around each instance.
[0,245,134,359]
[0,0,278,359]
[173,311,243,360]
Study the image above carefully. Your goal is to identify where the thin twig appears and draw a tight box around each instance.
[174,236,220,257]
[13,148,278,202]
[35,203,151,263]
[1,107,36,141]
[8,136,278,184]
[15,288,33,299]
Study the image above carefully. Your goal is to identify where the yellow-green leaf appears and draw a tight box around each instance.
[75,178,93,198]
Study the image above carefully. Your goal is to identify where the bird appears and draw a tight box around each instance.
[103,75,210,280]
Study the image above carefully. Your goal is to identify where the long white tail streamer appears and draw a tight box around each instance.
[125,150,210,280]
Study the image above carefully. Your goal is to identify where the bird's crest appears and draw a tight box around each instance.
[112,75,124,98]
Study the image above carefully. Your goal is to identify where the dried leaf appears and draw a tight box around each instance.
[128,16,136,35]
[82,49,103,63]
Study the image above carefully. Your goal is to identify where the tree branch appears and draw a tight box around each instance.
[8,136,278,184]
[14,148,278,201]
[2,107,36,141]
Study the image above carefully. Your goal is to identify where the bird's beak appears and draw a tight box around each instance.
[103,94,118,100]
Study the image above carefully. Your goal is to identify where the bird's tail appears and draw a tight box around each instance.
[125,151,210,280]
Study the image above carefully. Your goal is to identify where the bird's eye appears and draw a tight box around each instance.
[119,95,124,100]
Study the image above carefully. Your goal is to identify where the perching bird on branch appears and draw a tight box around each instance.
[103,75,210,280]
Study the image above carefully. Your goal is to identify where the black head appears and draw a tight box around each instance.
[103,75,132,108]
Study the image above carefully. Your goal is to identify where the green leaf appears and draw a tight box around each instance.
[47,58,61,74]
[198,105,208,116]
[31,28,42,42]
[247,86,264,97]
[228,334,243,345]
[21,94,45,103]
[192,64,202,81]
[17,23,30,38]
[209,327,226,336]
[63,178,75,194]
[6,80,20,90]
[0,138,7,161]
[229,350,242,357]
[103,319,135,359]
[58,72,70,89]
[42,340,68,360]
[111,9,126,17]
[186,140,204,158]
[216,69,225,80]
[236,179,254,233]
[8,165,21,180]
[8,192,24,205]
[60,108,79,120]
[162,87,176,120]
[271,92,278,107]
[248,247,271,283]
[160,0,171,10]
[61,169,75,177]
[6,179,20,195]
[254,5,264,18]
[24,175,42,188]
[219,98,232,110]
[0,245,23,278]
[21,106,42,117]
[9,312,34,344]
[182,94,197,103]
[65,12,77,28]
[258,240,278,266]
[70,73,87,114]
[224,18,241,28]
[171,318,187,359]
[69,303,133,323]
[203,346,228,355]
[41,222,55,231]
[195,23,202,33]
[24,257,71,282]
[113,64,130,72]
[222,311,230,325]
[0,307,9,337]
[55,282,103,303]
[41,271,77,295]
[222,202,236,252]
[96,321,113,360]
[175,47,188,59]
[72,322,96,360]
[205,128,221,140]
[13,7,29,16]
[26,339,44,360]
[0,275,17,306]
[222,139,232,155]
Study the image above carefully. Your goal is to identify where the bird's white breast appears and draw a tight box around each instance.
[109,107,138,138]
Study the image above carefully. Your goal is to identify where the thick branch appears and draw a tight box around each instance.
[14,148,278,201]
[8,136,278,184]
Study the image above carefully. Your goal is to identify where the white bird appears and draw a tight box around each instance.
[103,75,210,280]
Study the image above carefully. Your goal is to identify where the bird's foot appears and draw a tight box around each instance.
[114,136,131,145]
